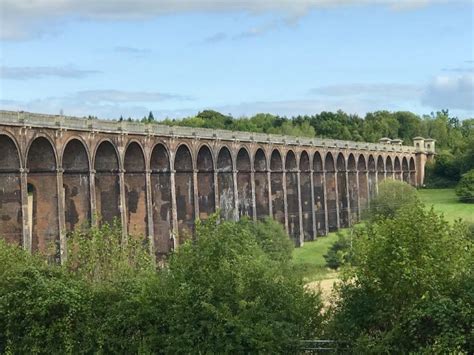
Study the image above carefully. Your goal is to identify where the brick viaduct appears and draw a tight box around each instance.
[0,110,435,261]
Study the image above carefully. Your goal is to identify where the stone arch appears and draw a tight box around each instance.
[300,151,313,241]
[236,147,252,219]
[313,151,326,235]
[325,152,338,231]
[347,154,358,223]
[357,155,368,214]
[270,149,285,225]
[254,148,269,219]
[124,141,147,237]
[0,133,22,246]
[196,145,215,220]
[377,155,385,184]
[27,136,59,259]
[394,156,402,180]
[150,143,172,257]
[336,153,349,228]
[402,157,409,183]
[286,150,300,244]
[386,156,394,179]
[409,157,416,186]
[217,146,235,220]
[175,144,195,240]
[62,138,91,233]
[94,140,121,226]
[368,155,377,200]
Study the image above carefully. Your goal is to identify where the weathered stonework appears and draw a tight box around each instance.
[0,110,435,261]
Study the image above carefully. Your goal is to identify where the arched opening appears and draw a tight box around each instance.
[368,155,377,200]
[394,157,402,181]
[0,134,22,246]
[325,152,338,231]
[175,145,195,241]
[27,137,59,259]
[377,156,385,184]
[336,153,349,228]
[286,150,300,245]
[409,157,416,186]
[62,139,90,233]
[150,144,172,257]
[402,157,409,183]
[313,152,326,236]
[236,148,252,219]
[254,149,269,219]
[347,154,358,223]
[270,149,285,225]
[357,155,368,214]
[124,142,147,238]
[196,146,215,220]
[386,156,394,180]
[217,146,235,220]
[94,141,120,226]
[300,151,313,241]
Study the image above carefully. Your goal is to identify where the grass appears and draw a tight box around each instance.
[418,188,474,224]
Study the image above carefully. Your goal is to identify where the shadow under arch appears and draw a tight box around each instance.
[254,148,269,219]
[236,147,252,219]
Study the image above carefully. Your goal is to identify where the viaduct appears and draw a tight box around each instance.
[0,110,435,261]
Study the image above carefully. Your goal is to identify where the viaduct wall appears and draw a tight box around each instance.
[0,111,435,261]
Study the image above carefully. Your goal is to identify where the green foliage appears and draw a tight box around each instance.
[368,179,419,221]
[323,230,355,270]
[455,169,474,203]
[327,203,474,353]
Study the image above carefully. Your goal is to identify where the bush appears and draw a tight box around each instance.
[328,203,473,353]
[455,169,474,203]
[323,231,354,270]
[367,179,418,221]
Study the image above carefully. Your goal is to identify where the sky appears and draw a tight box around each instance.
[0,0,473,120]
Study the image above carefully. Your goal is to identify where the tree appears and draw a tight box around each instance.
[455,169,474,203]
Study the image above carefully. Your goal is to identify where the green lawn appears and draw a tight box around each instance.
[417,188,474,224]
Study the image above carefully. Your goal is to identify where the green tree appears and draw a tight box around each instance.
[455,169,474,203]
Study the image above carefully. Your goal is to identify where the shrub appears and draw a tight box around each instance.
[323,230,355,270]
[455,169,474,203]
[367,179,418,221]
[328,203,473,353]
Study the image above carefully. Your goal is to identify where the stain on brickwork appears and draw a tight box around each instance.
[236,148,252,219]
[124,142,147,237]
[410,158,416,185]
[386,156,394,180]
[286,151,300,244]
[347,155,358,223]
[254,149,269,219]
[313,152,326,236]
[175,145,194,241]
[150,144,172,257]
[95,141,120,225]
[368,155,377,200]
[196,146,215,220]
[402,157,409,183]
[325,153,338,231]
[217,147,235,220]
[377,156,385,185]
[0,135,22,245]
[270,150,285,225]
[357,156,368,213]
[63,139,90,232]
[336,153,349,228]
[394,157,402,181]
[300,151,313,241]
[27,137,59,258]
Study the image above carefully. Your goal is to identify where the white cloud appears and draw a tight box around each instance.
[309,83,422,99]
[421,74,474,111]
[1,0,453,40]
[0,66,100,79]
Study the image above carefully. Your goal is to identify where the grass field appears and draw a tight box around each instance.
[418,188,474,224]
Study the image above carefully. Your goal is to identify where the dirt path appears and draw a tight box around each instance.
[306,278,340,307]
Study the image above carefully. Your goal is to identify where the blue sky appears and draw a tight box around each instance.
[0,0,473,120]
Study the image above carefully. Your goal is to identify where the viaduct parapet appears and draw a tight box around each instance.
[0,110,435,261]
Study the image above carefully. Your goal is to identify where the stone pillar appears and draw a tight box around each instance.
[345,170,351,226]
[169,168,178,250]
[233,169,239,221]
[56,168,67,263]
[282,170,289,233]
[145,169,154,254]
[20,168,30,252]
[374,168,379,195]
[355,169,361,221]
[267,170,273,217]
[250,168,257,221]
[89,169,97,226]
[365,171,370,208]
[214,171,219,213]
[193,169,199,221]
[322,169,329,235]
[118,169,127,240]
[296,169,304,246]
[334,170,340,229]
[309,169,317,239]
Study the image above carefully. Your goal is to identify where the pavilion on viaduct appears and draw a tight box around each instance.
[0,110,435,261]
